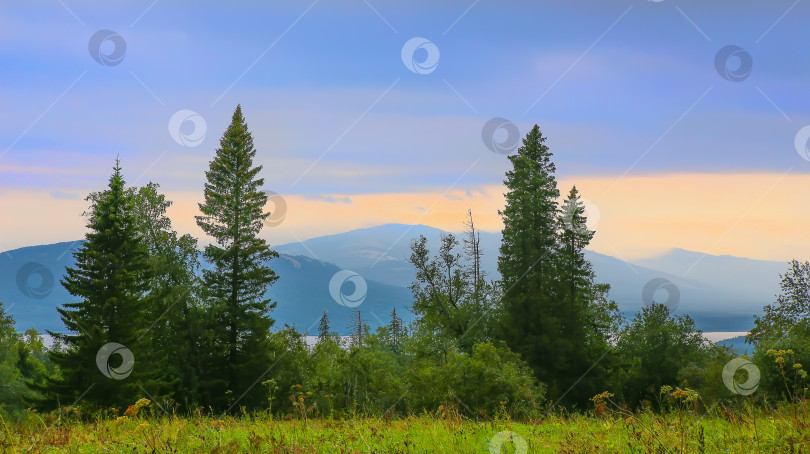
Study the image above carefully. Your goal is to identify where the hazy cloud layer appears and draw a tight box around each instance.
[2,1,809,255]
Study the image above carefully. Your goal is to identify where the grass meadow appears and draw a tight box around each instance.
[7,402,809,453]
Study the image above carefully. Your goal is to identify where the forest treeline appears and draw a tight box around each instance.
[1,106,809,420]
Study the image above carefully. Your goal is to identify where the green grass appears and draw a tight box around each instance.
[6,406,810,453]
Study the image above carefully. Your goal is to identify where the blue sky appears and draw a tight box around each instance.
[1,0,810,259]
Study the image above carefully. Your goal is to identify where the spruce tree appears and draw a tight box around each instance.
[387,308,406,353]
[195,105,279,410]
[497,125,566,399]
[556,186,617,406]
[347,310,366,348]
[317,311,330,344]
[498,129,618,407]
[558,186,595,334]
[41,160,169,409]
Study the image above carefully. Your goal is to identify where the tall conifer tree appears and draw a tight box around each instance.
[558,186,594,302]
[498,128,618,407]
[387,308,406,353]
[317,311,330,344]
[41,160,168,409]
[498,125,561,382]
[195,105,279,410]
[555,186,616,406]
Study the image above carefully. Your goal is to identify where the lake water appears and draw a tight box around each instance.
[702,331,748,342]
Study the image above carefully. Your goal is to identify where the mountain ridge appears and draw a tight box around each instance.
[0,224,787,334]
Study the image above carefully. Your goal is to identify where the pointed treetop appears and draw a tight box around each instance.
[109,157,126,191]
[518,125,550,158]
[216,104,254,154]
[232,104,244,123]
[566,186,581,202]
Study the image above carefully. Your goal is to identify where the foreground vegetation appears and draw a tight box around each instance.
[7,402,810,453]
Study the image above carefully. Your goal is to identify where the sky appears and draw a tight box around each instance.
[1,0,809,262]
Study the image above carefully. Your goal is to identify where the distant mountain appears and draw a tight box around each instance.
[275,224,784,331]
[0,241,412,336]
[1,224,788,335]
[275,224,448,288]
[634,248,785,312]
[0,241,78,334]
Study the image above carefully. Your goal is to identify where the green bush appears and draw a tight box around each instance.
[406,342,544,419]
[0,305,53,420]
[613,303,711,408]
[752,332,810,402]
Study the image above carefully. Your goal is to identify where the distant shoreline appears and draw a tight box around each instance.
[702,331,748,343]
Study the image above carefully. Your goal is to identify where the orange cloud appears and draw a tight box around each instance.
[2,172,809,263]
